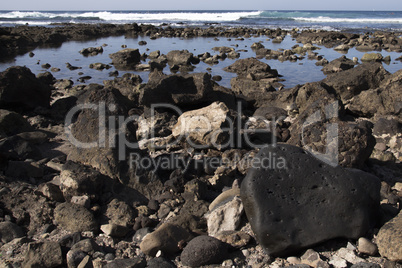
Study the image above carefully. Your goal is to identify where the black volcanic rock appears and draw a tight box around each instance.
[240,144,381,257]
[0,66,52,110]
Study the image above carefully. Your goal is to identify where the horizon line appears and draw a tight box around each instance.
[1,9,401,12]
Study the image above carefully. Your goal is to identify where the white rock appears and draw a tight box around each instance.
[335,247,365,264]
[287,256,301,264]
[329,255,348,268]
[205,196,243,237]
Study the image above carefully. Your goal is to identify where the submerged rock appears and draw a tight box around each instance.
[241,144,381,256]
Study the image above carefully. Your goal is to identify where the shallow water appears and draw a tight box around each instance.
[0,34,401,89]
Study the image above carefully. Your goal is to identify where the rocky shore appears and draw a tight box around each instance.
[0,24,401,268]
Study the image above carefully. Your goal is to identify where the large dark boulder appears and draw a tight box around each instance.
[66,86,134,179]
[288,98,375,168]
[322,62,388,102]
[0,66,52,110]
[241,144,381,257]
[139,72,214,107]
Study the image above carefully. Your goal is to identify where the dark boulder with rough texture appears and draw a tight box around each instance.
[241,144,381,257]
[347,69,402,117]
[140,72,214,107]
[166,49,199,66]
[288,97,375,168]
[67,86,134,179]
[223,57,279,80]
[321,56,356,74]
[180,235,229,267]
[54,202,98,232]
[109,48,141,70]
[103,73,142,98]
[0,109,33,138]
[322,62,388,102]
[0,66,52,110]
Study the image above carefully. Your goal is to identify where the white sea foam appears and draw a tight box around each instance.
[294,16,402,24]
[0,11,263,22]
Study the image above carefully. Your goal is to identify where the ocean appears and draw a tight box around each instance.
[0,10,402,32]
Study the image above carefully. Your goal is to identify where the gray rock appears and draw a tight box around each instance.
[376,210,402,261]
[223,57,278,80]
[109,48,141,70]
[288,98,375,168]
[322,56,356,74]
[347,69,402,117]
[180,235,229,267]
[357,237,378,256]
[139,223,192,256]
[240,144,381,256]
[54,202,98,232]
[101,224,129,237]
[0,221,24,243]
[104,198,137,227]
[166,49,199,66]
[71,238,99,254]
[148,50,160,59]
[103,73,142,97]
[322,62,388,102]
[23,241,63,268]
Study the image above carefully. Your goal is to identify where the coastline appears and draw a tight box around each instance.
[0,22,401,267]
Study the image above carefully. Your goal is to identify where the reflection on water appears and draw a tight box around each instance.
[0,35,400,89]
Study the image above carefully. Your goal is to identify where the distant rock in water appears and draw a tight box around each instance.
[241,144,381,257]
